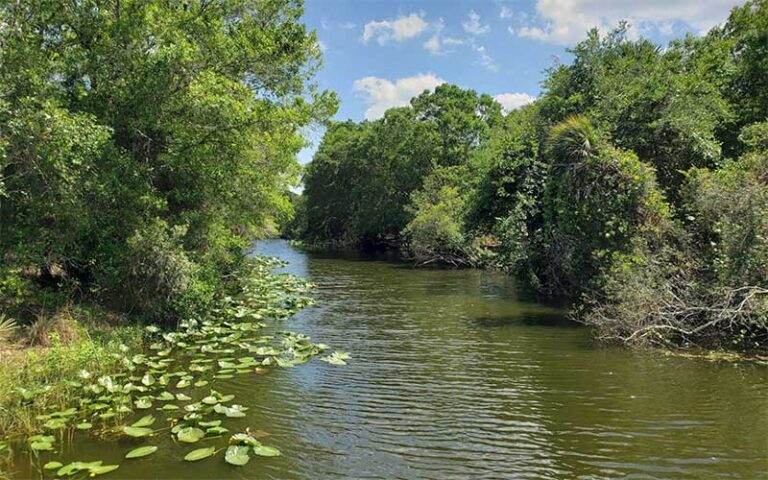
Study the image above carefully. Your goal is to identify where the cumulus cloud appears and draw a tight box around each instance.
[500,6,514,20]
[463,10,490,35]
[363,13,428,45]
[494,93,536,113]
[518,0,742,45]
[353,74,445,120]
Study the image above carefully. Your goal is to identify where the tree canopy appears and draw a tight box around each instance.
[0,0,336,321]
[298,1,767,350]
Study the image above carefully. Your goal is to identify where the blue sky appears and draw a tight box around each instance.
[297,0,744,164]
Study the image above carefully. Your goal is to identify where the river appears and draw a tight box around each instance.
[15,239,768,479]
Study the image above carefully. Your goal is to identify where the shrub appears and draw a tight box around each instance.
[535,116,670,296]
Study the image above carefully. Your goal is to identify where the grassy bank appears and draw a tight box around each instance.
[0,305,143,439]
[0,256,326,477]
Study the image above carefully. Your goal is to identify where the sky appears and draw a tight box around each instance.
[296,0,745,164]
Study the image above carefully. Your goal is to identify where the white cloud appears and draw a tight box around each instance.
[353,74,445,120]
[463,10,490,35]
[518,0,742,45]
[443,37,466,47]
[422,18,466,55]
[475,45,498,72]
[424,35,442,54]
[494,93,536,113]
[500,6,514,20]
[363,13,428,45]
[339,21,356,30]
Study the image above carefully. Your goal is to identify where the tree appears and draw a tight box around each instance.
[0,0,336,321]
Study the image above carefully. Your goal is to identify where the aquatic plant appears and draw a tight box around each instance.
[3,256,347,475]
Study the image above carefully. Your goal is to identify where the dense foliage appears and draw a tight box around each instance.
[0,0,336,323]
[298,1,767,350]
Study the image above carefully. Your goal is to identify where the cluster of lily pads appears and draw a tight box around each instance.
[4,256,350,477]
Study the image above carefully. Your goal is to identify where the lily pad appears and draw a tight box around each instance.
[30,441,53,451]
[43,461,63,470]
[224,445,250,466]
[177,427,205,443]
[131,415,156,428]
[183,446,216,462]
[252,445,281,457]
[122,426,153,438]
[89,465,120,475]
[125,446,158,459]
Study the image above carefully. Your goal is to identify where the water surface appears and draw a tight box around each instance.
[16,240,768,479]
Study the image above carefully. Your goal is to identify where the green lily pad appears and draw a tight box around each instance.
[125,446,158,459]
[76,422,93,430]
[155,391,174,401]
[89,465,119,475]
[224,445,250,466]
[123,426,153,438]
[30,441,53,451]
[44,461,63,470]
[131,415,156,428]
[183,446,216,462]
[205,426,229,436]
[177,427,205,443]
[252,445,281,457]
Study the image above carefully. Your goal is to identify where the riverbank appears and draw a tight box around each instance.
[0,309,143,438]
[0,255,327,477]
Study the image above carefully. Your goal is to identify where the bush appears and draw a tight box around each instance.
[535,116,670,296]
[120,219,209,323]
[582,121,768,349]
[402,167,470,265]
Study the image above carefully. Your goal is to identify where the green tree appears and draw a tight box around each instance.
[0,0,335,321]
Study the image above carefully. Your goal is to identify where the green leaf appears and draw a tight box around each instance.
[184,446,216,462]
[43,461,63,470]
[125,446,158,459]
[230,433,259,447]
[224,445,250,466]
[155,391,174,401]
[252,445,281,457]
[30,441,53,451]
[76,422,93,430]
[122,426,153,438]
[131,415,156,428]
[205,426,229,436]
[177,427,205,443]
[89,465,119,475]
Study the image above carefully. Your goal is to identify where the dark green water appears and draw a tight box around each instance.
[14,240,768,479]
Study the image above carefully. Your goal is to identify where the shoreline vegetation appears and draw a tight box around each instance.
[0,0,338,474]
[0,256,336,476]
[290,2,768,354]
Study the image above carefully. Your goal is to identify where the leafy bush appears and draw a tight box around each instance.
[535,116,671,296]
[402,168,469,264]
[582,122,768,349]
